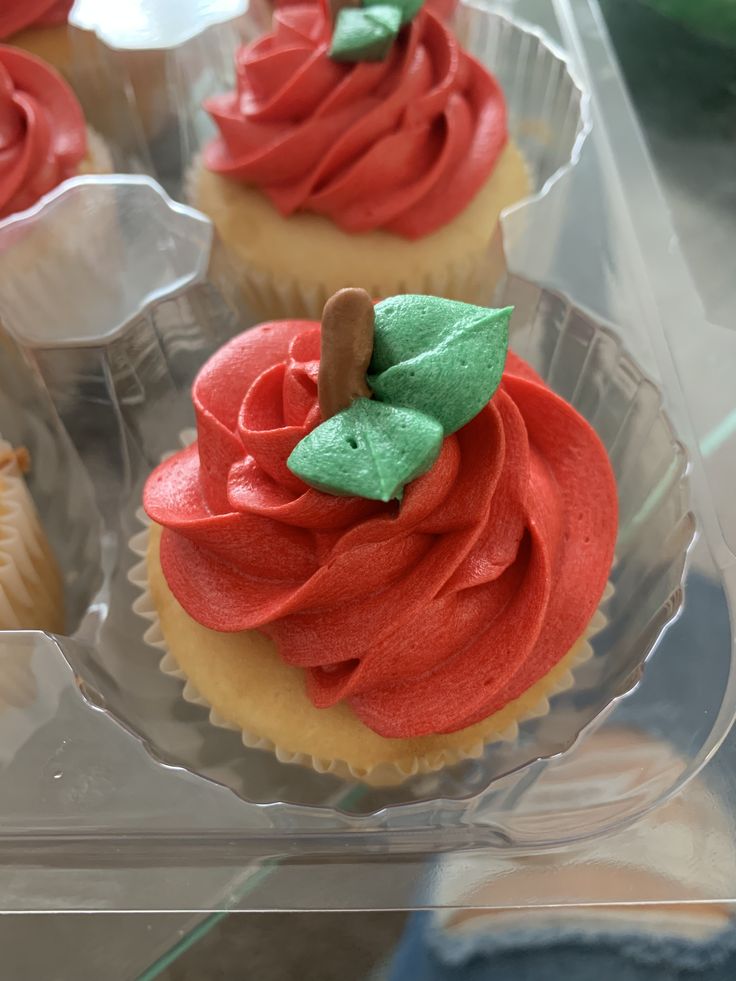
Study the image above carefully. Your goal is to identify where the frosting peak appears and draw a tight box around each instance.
[0,45,86,220]
[144,312,617,739]
[0,1,72,38]
[204,4,507,238]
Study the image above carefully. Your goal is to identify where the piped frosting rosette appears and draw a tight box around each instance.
[135,294,616,782]
[204,3,507,238]
[0,45,113,222]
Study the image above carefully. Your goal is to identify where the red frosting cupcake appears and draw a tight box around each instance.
[0,45,111,221]
[189,2,531,320]
[138,294,617,783]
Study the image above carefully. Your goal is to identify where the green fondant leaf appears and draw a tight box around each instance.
[287,397,443,502]
[368,296,512,435]
[363,0,424,26]
[329,6,401,62]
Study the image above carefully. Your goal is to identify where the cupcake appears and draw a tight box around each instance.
[138,290,617,784]
[0,45,112,221]
[0,0,75,78]
[188,2,531,319]
[0,440,64,633]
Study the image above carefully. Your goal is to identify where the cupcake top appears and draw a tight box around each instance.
[0,1,72,38]
[0,45,87,220]
[203,2,507,238]
[144,293,617,739]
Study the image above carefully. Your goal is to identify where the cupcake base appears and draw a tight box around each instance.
[133,519,600,786]
[0,443,64,633]
[187,139,531,321]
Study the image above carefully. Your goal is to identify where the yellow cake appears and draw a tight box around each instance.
[190,141,530,321]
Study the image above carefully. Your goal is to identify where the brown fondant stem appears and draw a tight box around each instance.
[318,288,374,420]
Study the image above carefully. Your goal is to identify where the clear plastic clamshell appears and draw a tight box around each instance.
[0,0,733,919]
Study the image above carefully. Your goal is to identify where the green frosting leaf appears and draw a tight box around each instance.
[369,296,512,435]
[287,397,443,502]
[363,0,424,26]
[329,6,401,62]
[286,294,513,501]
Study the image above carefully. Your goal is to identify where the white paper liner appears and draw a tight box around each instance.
[128,438,606,784]
[220,248,497,323]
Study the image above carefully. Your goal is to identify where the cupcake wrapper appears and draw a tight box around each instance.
[129,436,606,785]
[0,440,65,650]
[212,247,501,323]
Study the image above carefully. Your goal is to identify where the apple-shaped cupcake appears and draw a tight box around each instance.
[138,290,617,784]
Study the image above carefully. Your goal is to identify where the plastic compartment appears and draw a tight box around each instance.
[68,0,263,193]
[69,0,591,294]
[0,0,733,916]
[0,178,701,832]
[121,272,690,810]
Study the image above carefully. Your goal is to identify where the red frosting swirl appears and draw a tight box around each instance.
[204,4,506,238]
[0,46,86,220]
[0,0,72,38]
[144,320,617,739]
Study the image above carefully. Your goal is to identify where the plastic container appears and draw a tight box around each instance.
[0,0,733,918]
[67,0,262,193]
